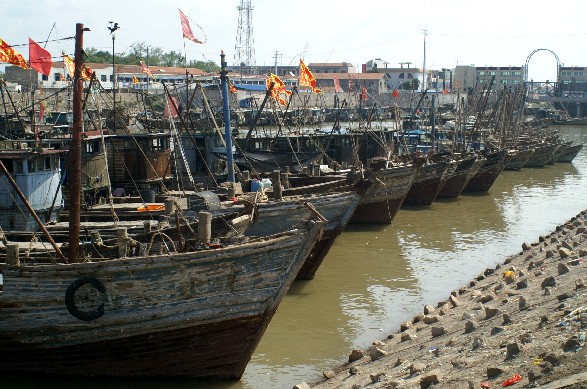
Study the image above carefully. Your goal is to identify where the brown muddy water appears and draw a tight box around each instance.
[7,125,587,389]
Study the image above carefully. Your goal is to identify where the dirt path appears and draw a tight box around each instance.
[296,210,587,389]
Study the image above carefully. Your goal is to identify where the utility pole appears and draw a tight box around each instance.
[422,29,427,92]
[273,50,281,75]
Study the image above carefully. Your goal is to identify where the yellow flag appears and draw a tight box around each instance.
[63,53,75,78]
[62,53,92,80]
[133,75,139,84]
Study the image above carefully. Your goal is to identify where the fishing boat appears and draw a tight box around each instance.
[436,153,483,198]
[463,148,508,192]
[0,27,324,380]
[522,141,558,168]
[350,157,420,224]
[556,142,583,163]
[241,188,361,280]
[401,155,453,206]
[504,147,534,171]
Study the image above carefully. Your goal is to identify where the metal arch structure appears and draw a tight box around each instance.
[524,48,560,83]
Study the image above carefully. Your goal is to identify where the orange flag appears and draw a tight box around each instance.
[299,59,321,93]
[140,60,155,79]
[229,82,237,93]
[29,38,52,76]
[266,73,291,105]
[179,9,204,44]
[0,37,28,69]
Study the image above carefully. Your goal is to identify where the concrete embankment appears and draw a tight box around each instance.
[295,210,587,389]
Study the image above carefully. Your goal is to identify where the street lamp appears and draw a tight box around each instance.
[107,21,120,131]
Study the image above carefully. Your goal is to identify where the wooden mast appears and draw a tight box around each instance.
[68,23,86,263]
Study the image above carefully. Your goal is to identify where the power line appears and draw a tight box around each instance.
[4,36,75,48]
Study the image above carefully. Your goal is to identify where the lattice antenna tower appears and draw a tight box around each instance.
[234,0,255,68]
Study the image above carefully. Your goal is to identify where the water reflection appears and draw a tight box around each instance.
[243,223,420,388]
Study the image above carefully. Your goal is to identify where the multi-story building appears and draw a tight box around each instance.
[4,62,211,94]
[558,67,587,95]
[453,65,524,94]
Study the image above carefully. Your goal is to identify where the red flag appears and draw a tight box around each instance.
[0,37,28,69]
[360,86,368,100]
[38,100,46,123]
[392,89,400,98]
[333,75,342,93]
[179,9,203,44]
[29,38,52,76]
[299,59,322,93]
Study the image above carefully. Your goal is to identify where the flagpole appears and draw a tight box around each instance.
[183,39,189,123]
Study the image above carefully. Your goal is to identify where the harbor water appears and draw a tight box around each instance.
[7,125,587,389]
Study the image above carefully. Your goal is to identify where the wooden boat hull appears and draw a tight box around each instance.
[351,163,418,224]
[463,149,507,192]
[504,148,534,171]
[437,154,481,198]
[0,221,323,379]
[402,160,451,206]
[556,143,583,162]
[244,191,361,280]
[523,143,558,168]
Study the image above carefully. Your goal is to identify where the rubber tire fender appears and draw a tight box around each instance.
[64,276,106,321]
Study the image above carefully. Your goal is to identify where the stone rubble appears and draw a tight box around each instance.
[299,210,587,389]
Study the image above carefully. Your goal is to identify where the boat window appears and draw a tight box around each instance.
[1,159,13,173]
[101,75,107,82]
[83,140,99,156]
[45,157,51,171]
[36,158,44,172]
[14,160,23,174]
[151,138,165,151]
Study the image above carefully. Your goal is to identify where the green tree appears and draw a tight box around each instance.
[401,79,420,90]
[83,42,218,72]
[84,48,112,64]
[188,60,219,73]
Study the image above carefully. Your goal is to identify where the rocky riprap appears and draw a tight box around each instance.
[300,210,587,389]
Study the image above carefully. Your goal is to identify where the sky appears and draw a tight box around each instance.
[2,0,587,82]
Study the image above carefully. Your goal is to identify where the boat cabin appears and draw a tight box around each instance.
[0,142,64,231]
